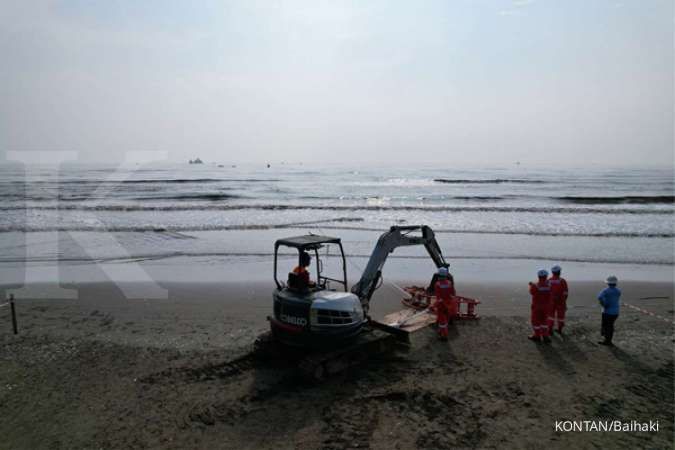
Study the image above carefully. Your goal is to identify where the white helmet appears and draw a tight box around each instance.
[537,269,548,278]
[438,267,449,277]
[606,275,618,285]
[551,265,561,274]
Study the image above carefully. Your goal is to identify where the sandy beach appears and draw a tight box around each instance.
[1,279,672,449]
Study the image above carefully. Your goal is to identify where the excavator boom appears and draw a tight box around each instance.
[351,225,447,313]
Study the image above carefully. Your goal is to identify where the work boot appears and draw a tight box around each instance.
[598,340,613,346]
[543,336,552,344]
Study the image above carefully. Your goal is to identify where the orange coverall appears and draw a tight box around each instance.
[434,278,456,339]
[547,275,568,334]
[529,279,552,338]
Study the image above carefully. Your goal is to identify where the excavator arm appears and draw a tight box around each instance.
[351,225,448,314]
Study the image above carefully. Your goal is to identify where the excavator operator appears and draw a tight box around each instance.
[291,251,316,289]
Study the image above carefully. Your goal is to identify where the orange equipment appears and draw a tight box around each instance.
[401,286,480,320]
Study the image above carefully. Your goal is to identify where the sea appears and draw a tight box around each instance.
[0,162,673,291]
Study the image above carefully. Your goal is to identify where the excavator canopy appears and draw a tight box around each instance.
[274,234,341,250]
[273,234,348,291]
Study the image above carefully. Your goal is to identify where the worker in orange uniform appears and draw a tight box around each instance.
[547,265,569,335]
[292,252,315,288]
[434,267,456,340]
[529,269,552,343]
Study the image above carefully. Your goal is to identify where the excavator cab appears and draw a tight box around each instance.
[273,235,348,293]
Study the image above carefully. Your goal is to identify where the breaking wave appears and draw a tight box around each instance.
[434,178,546,184]
[0,204,671,215]
[0,223,671,238]
[133,193,244,201]
[2,193,245,202]
[0,178,280,185]
[298,195,511,201]
[1,251,670,266]
[557,196,675,205]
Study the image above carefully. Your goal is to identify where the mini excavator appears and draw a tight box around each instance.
[260,225,472,379]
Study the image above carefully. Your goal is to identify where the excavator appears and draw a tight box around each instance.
[264,225,451,378]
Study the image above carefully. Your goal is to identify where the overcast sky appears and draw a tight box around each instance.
[1,0,672,167]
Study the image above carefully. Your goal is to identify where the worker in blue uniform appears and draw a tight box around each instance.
[597,275,621,346]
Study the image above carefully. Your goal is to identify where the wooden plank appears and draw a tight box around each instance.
[379,308,436,333]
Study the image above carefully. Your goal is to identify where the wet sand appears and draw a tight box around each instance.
[0,280,673,449]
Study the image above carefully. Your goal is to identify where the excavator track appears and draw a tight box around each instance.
[254,327,402,381]
[297,328,400,381]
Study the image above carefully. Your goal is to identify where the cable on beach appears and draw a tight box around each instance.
[623,302,675,325]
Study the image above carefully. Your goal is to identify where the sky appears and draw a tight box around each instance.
[0,0,673,167]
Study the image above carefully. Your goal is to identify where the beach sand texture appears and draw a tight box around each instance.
[0,280,672,449]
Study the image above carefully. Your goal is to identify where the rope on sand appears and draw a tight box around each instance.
[623,302,675,325]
